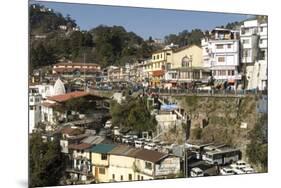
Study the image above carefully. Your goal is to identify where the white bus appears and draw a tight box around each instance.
[202,148,241,165]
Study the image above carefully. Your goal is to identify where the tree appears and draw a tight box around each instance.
[110,97,157,132]
[29,132,67,187]
[246,114,268,172]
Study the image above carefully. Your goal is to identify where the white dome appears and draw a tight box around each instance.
[53,78,66,96]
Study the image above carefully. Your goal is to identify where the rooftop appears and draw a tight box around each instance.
[47,91,107,103]
[135,148,168,163]
[68,143,92,150]
[61,127,84,136]
[90,144,117,154]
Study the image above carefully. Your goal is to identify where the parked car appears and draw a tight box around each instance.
[220,167,235,175]
[144,142,157,150]
[230,160,248,169]
[190,167,204,177]
[134,140,144,148]
[232,166,246,175]
[241,167,255,174]
[121,135,130,143]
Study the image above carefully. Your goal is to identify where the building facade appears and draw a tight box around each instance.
[29,87,42,133]
[202,28,241,88]
[164,45,210,88]
[240,19,268,90]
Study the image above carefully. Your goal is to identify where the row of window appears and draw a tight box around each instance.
[145,62,163,70]
[29,98,40,103]
[153,53,163,60]
[216,44,232,49]
[212,70,235,76]
[111,173,144,181]
[29,106,41,111]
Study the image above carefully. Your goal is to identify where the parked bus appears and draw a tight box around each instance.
[202,147,241,165]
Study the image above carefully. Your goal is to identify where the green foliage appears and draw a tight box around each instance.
[29,132,67,187]
[110,97,157,132]
[246,114,268,172]
[185,96,198,109]
[164,29,204,47]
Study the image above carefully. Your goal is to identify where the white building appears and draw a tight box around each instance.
[240,19,268,90]
[202,28,241,88]
[29,88,42,133]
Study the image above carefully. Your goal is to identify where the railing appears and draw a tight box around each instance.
[146,88,265,97]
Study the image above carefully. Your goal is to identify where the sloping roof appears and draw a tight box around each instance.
[136,149,167,163]
[81,135,105,145]
[41,101,57,108]
[47,91,107,103]
[61,127,83,136]
[109,145,139,157]
[90,144,117,154]
[68,143,92,150]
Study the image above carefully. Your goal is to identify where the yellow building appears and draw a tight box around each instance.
[165,45,211,88]
[108,145,181,182]
[90,144,117,183]
[144,45,210,88]
[143,48,173,87]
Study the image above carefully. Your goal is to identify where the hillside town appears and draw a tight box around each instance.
[29,4,268,187]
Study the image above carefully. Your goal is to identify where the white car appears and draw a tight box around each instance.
[242,167,255,174]
[190,167,204,177]
[134,140,144,148]
[220,167,235,175]
[121,135,130,143]
[144,142,157,150]
[232,166,246,175]
[230,160,248,169]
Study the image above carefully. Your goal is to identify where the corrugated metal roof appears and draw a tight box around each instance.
[136,149,168,163]
[90,144,117,154]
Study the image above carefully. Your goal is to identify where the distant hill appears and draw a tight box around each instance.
[29,4,160,72]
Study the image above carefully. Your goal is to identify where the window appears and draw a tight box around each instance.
[259,50,266,60]
[157,55,159,59]
[260,39,264,44]
[99,167,105,174]
[181,56,189,67]
[120,175,123,181]
[213,71,216,76]
[29,106,34,110]
[218,57,225,62]
[112,174,115,180]
[227,44,232,48]
[242,39,249,44]
[128,174,132,181]
[228,70,234,76]
[101,154,107,160]
[216,44,223,49]
[141,176,144,180]
[137,175,140,180]
[243,49,250,57]
[260,27,264,32]
[30,98,34,103]
[145,162,152,170]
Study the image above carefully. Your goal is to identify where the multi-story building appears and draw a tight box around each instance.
[201,28,241,88]
[29,87,42,133]
[90,144,181,183]
[52,62,101,79]
[164,45,211,88]
[143,46,174,87]
[240,19,268,90]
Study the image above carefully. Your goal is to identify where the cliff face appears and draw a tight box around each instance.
[173,95,267,164]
